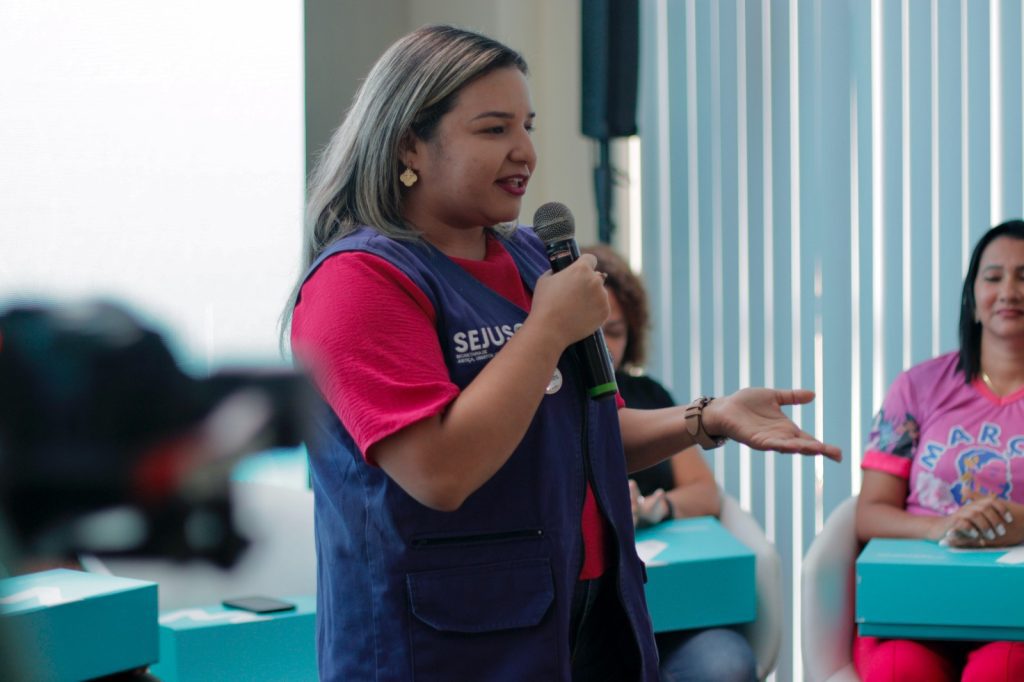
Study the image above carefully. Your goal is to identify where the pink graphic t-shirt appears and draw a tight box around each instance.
[863,351,1024,516]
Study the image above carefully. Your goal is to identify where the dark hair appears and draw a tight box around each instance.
[581,243,649,368]
[957,219,1024,382]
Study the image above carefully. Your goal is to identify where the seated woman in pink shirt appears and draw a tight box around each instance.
[854,219,1024,682]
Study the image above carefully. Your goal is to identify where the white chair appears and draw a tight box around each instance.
[81,480,316,611]
[801,495,861,682]
[719,491,783,681]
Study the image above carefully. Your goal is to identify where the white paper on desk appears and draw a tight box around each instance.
[945,543,1024,564]
[996,546,1024,565]
[635,539,668,566]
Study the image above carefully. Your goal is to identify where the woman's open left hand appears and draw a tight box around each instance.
[702,388,842,461]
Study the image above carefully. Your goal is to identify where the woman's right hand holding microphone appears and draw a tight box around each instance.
[529,254,609,351]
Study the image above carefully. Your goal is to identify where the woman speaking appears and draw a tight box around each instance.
[285,24,840,682]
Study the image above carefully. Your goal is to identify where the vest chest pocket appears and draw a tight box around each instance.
[406,558,560,681]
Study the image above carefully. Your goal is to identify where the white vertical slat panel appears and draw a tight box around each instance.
[718,0,743,500]
[850,77,864,489]
[854,0,876,501]
[931,0,941,358]
[881,0,906,384]
[737,0,753,511]
[788,0,804,585]
[992,0,1023,223]
[902,0,913,370]
[710,0,727,485]
[870,0,886,412]
[683,0,698,397]
[991,0,1004,220]
[937,0,964,354]
[818,0,854,522]
[961,0,972,268]
[909,0,935,369]
[741,0,770,532]
[760,0,778,545]
[656,0,674,385]
[966,1,991,247]
[773,1,798,676]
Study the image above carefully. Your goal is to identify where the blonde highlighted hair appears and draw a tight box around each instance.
[281,25,528,340]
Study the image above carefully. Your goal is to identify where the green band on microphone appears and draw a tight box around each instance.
[588,382,618,399]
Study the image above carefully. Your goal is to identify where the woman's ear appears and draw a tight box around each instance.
[398,131,421,170]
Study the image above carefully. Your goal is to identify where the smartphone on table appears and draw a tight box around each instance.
[222,596,296,614]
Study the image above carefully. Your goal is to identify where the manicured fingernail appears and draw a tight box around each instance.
[968,529,980,539]
[1005,512,1014,523]
[938,538,950,547]
[985,529,996,540]
[997,524,1007,536]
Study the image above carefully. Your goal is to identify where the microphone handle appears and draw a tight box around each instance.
[543,238,618,400]
[578,328,618,400]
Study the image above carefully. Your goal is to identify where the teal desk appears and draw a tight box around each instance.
[635,517,756,633]
[150,595,316,681]
[0,568,158,682]
[857,539,1024,641]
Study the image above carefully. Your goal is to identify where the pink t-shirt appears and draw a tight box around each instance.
[862,351,1024,516]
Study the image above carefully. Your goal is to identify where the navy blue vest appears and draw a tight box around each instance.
[302,226,658,681]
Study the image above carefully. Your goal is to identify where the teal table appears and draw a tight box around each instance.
[857,538,1024,641]
[151,595,316,681]
[0,568,158,681]
[635,517,756,633]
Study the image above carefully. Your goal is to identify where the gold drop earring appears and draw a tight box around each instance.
[400,167,418,188]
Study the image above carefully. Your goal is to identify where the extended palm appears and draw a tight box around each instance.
[706,388,842,461]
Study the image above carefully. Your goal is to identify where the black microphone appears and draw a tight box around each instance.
[532,202,618,400]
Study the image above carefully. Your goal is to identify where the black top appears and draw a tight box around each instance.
[616,371,677,495]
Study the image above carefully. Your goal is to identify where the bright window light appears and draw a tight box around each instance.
[0,0,305,372]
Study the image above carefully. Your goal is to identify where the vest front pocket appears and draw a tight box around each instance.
[406,557,559,681]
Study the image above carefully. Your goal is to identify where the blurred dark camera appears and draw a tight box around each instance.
[0,300,314,568]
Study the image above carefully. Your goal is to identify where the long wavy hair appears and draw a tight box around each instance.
[280,25,528,342]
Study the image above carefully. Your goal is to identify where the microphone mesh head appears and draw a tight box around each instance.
[532,202,576,244]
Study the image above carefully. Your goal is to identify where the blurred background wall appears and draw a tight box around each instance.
[1,1,305,371]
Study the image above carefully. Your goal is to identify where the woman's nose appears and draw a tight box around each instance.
[999,278,1022,301]
[510,129,537,168]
